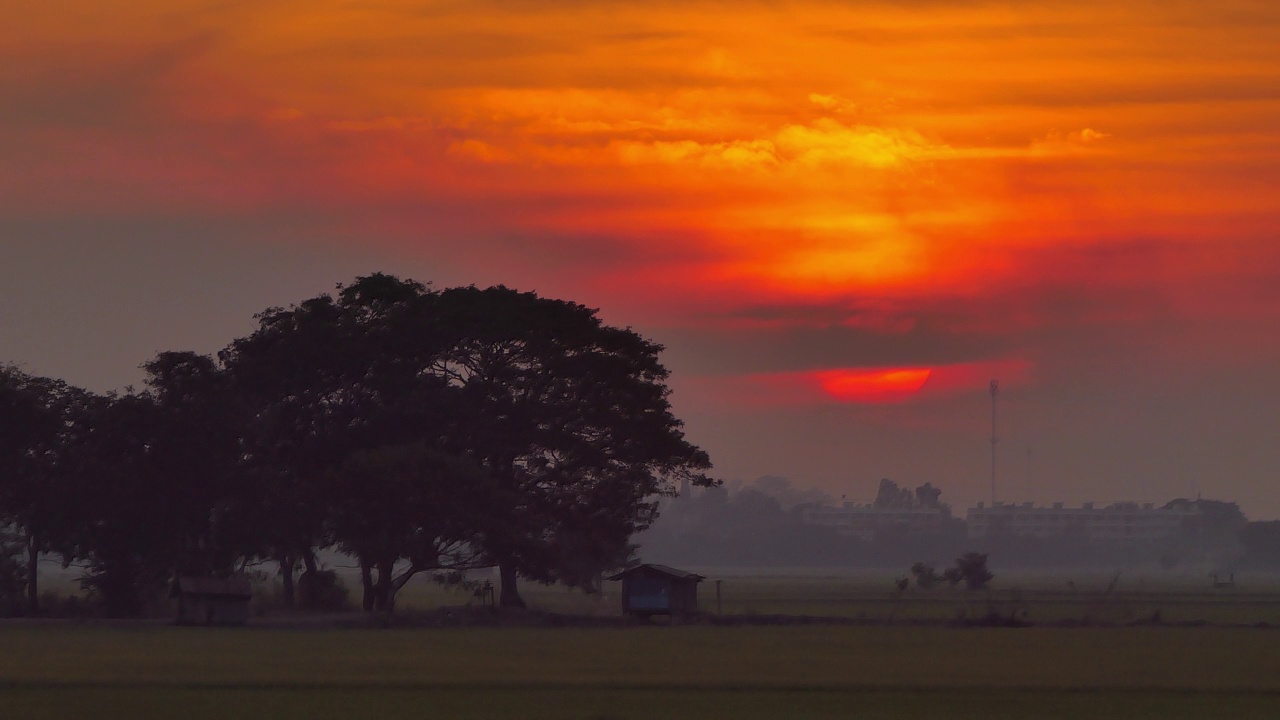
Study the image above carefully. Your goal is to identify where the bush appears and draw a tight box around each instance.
[955,552,994,590]
[298,570,350,611]
[910,562,940,589]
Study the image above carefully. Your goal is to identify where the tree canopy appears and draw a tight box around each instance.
[0,274,714,616]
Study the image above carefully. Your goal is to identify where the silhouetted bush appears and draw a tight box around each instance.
[298,570,350,611]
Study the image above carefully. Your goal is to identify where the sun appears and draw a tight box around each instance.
[815,367,933,404]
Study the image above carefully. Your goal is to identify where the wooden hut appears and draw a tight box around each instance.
[608,564,704,617]
[171,576,253,626]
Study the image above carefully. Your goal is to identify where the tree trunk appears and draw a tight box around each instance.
[360,561,376,613]
[280,554,295,607]
[302,550,318,576]
[498,561,525,608]
[375,557,395,615]
[25,534,39,616]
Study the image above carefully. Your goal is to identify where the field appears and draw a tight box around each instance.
[387,566,1280,625]
[7,571,1280,718]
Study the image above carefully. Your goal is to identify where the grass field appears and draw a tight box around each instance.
[384,567,1280,625]
[3,623,1280,718]
[12,569,1280,718]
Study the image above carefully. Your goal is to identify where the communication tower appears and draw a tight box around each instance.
[990,379,999,506]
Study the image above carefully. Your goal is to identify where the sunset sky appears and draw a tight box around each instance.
[3,1,1279,515]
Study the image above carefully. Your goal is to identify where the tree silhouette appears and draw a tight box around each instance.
[0,366,86,615]
[954,552,994,590]
[433,285,713,606]
[1,274,714,617]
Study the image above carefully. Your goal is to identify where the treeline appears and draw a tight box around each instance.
[0,274,712,617]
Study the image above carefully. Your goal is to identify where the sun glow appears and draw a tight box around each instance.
[6,0,1279,409]
[815,368,933,404]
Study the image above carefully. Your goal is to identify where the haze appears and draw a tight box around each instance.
[3,1,1278,516]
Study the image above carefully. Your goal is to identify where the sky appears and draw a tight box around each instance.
[3,1,1279,516]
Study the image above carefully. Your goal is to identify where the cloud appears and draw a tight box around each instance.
[0,33,217,130]
[775,119,944,168]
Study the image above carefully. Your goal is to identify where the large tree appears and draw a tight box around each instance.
[141,351,256,576]
[330,443,491,613]
[221,293,367,604]
[223,276,714,610]
[222,274,468,610]
[0,365,86,615]
[432,285,714,606]
[58,392,172,616]
[54,354,248,617]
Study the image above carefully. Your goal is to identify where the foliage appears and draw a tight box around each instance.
[874,479,944,510]
[954,552,994,590]
[430,284,714,605]
[0,525,26,615]
[942,567,964,587]
[910,561,940,589]
[0,274,714,616]
[296,570,351,612]
[0,365,88,614]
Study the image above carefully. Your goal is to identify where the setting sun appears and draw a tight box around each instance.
[815,368,933,404]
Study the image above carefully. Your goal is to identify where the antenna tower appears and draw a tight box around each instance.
[989,379,999,506]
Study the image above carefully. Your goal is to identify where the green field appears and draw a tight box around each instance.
[11,570,1280,718]
[3,623,1280,718]
[382,568,1280,625]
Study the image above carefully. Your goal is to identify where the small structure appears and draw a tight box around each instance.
[608,564,704,617]
[171,576,253,626]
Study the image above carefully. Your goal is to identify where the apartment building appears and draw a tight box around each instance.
[799,503,947,541]
[965,501,1199,542]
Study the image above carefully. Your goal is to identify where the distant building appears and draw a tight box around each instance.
[798,478,951,540]
[799,503,946,540]
[608,564,704,617]
[965,501,1199,542]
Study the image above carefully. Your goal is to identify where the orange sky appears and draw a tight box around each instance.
[4,0,1280,511]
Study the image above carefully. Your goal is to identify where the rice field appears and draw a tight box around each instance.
[3,620,1280,718]
[8,569,1280,718]
[386,566,1280,625]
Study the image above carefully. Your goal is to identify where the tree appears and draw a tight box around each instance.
[954,552,994,590]
[433,285,714,606]
[142,351,256,577]
[874,479,915,509]
[58,392,173,616]
[223,274,480,612]
[55,354,248,618]
[0,365,87,615]
[910,561,939,589]
[221,274,714,612]
[942,567,963,587]
[0,525,27,615]
[329,443,490,613]
[221,292,375,605]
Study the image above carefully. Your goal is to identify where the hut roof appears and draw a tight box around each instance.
[607,563,705,582]
[171,576,254,599]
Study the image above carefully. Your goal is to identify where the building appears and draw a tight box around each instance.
[799,502,946,540]
[965,501,1200,542]
[171,576,253,626]
[608,564,704,617]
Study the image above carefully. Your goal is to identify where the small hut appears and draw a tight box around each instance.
[171,576,253,626]
[608,564,704,617]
